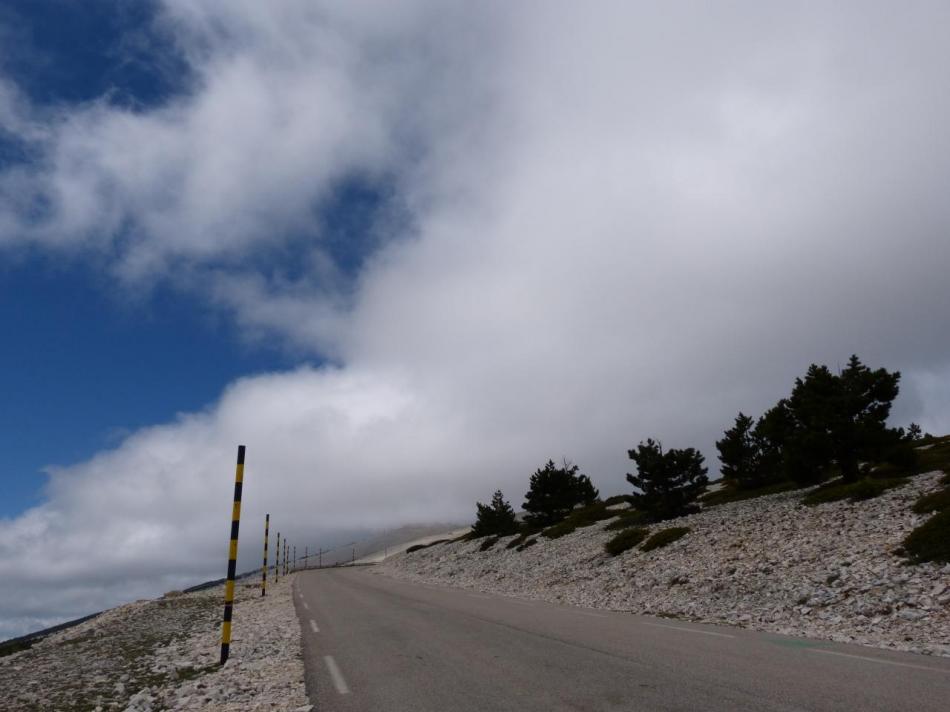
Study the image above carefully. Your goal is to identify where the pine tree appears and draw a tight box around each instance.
[716,412,760,489]
[627,439,707,521]
[472,490,519,537]
[783,356,906,484]
[523,460,598,527]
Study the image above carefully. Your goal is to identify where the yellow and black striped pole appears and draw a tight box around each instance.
[261,514,269,597]
[220,445,246,666]
[275,531,280,584]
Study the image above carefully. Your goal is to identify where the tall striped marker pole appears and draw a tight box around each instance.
[304,546,308,571]
[275,532,280,584]
[220,445,246,666]
[293,545,296,573]
[261,514,269,597]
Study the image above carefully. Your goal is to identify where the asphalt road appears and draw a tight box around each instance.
[294,567,950,711]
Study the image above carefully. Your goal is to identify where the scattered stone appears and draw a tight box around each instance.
[379,470,950,657]
[0,574,309,710]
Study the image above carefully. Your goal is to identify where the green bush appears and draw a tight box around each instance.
[479,536,500,551]
[802,477,907,506]
[912,488,950,514]
[506,534,527,550]
[700,480,799,508]
[903,510,950,564]
[641,527,690,552]
[916,436,950,474]
[541,501,617,539]
[516,537,538,551]
[604,509,650,531]
[604,527,648,556]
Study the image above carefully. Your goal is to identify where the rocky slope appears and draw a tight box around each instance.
[0,574,310,711]
[378,470,950,657]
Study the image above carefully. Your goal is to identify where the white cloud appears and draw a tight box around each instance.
[2,1,950,637]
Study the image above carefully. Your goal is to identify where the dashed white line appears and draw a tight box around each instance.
[810,649,950,674]
[324,655,350,694]
[309,619,320,633]
[302,601,310,611]
[640,621,735,639]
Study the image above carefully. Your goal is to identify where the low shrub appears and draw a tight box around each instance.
[604,509,650,531]
[641,527,690,552]
[916,437,950,472]
[700,480,799,508]
[604,527,648,556]
[405,544,426,553]
[516,537,538,551]
[912,487,950,514]
[802,477,908,506]
[903,509,950,564]
[603,494,635,507]
[540,501,617,539]
[506,534,527,550]
[479,537,499,552]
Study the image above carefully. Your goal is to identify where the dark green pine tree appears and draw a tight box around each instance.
[716,412,760,489]
[523,460,598,528]
[472,490,519,537]
[783,356,908,484]
[627,439,708,521]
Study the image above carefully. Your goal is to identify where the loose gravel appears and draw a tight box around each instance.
[0,574,310,711]
[378,470,950,657]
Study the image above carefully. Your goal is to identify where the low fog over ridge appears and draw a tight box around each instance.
[1,1,950,639]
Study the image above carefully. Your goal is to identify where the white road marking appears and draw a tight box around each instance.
[302,601,310,611]
[309,619,320,633]
[810,649,950,674]
[324,655,350,694]
[299,593,304,599]
[640,621,735,639]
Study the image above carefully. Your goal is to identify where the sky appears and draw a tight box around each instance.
[1,0,950,639]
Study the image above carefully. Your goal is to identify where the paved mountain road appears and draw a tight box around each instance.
[294,567,950,711]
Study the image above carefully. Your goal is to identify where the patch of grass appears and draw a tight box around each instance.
[700,480,799,508]
[478,536,499,551]
[406,539,449,553]
[516,537,538,551]
[0,637,35,658]
[903,509,950,564]
[912,487,950,514]
[541,501,619,539]
[802,477,908,506]
[506,533,528,550]
[915,435,950,473]
[604,527,649,556]
[603,494,634,507]
[641,527,690,552]
[604,509,650,531]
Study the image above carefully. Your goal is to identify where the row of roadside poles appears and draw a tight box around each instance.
[219,445,347,666]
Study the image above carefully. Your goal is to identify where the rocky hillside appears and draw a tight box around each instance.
[0,574,309,711]
[379,469,950,657]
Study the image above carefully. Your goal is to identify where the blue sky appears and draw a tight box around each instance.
[0,1,278,518]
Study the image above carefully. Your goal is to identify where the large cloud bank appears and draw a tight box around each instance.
[2,1,950,638]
